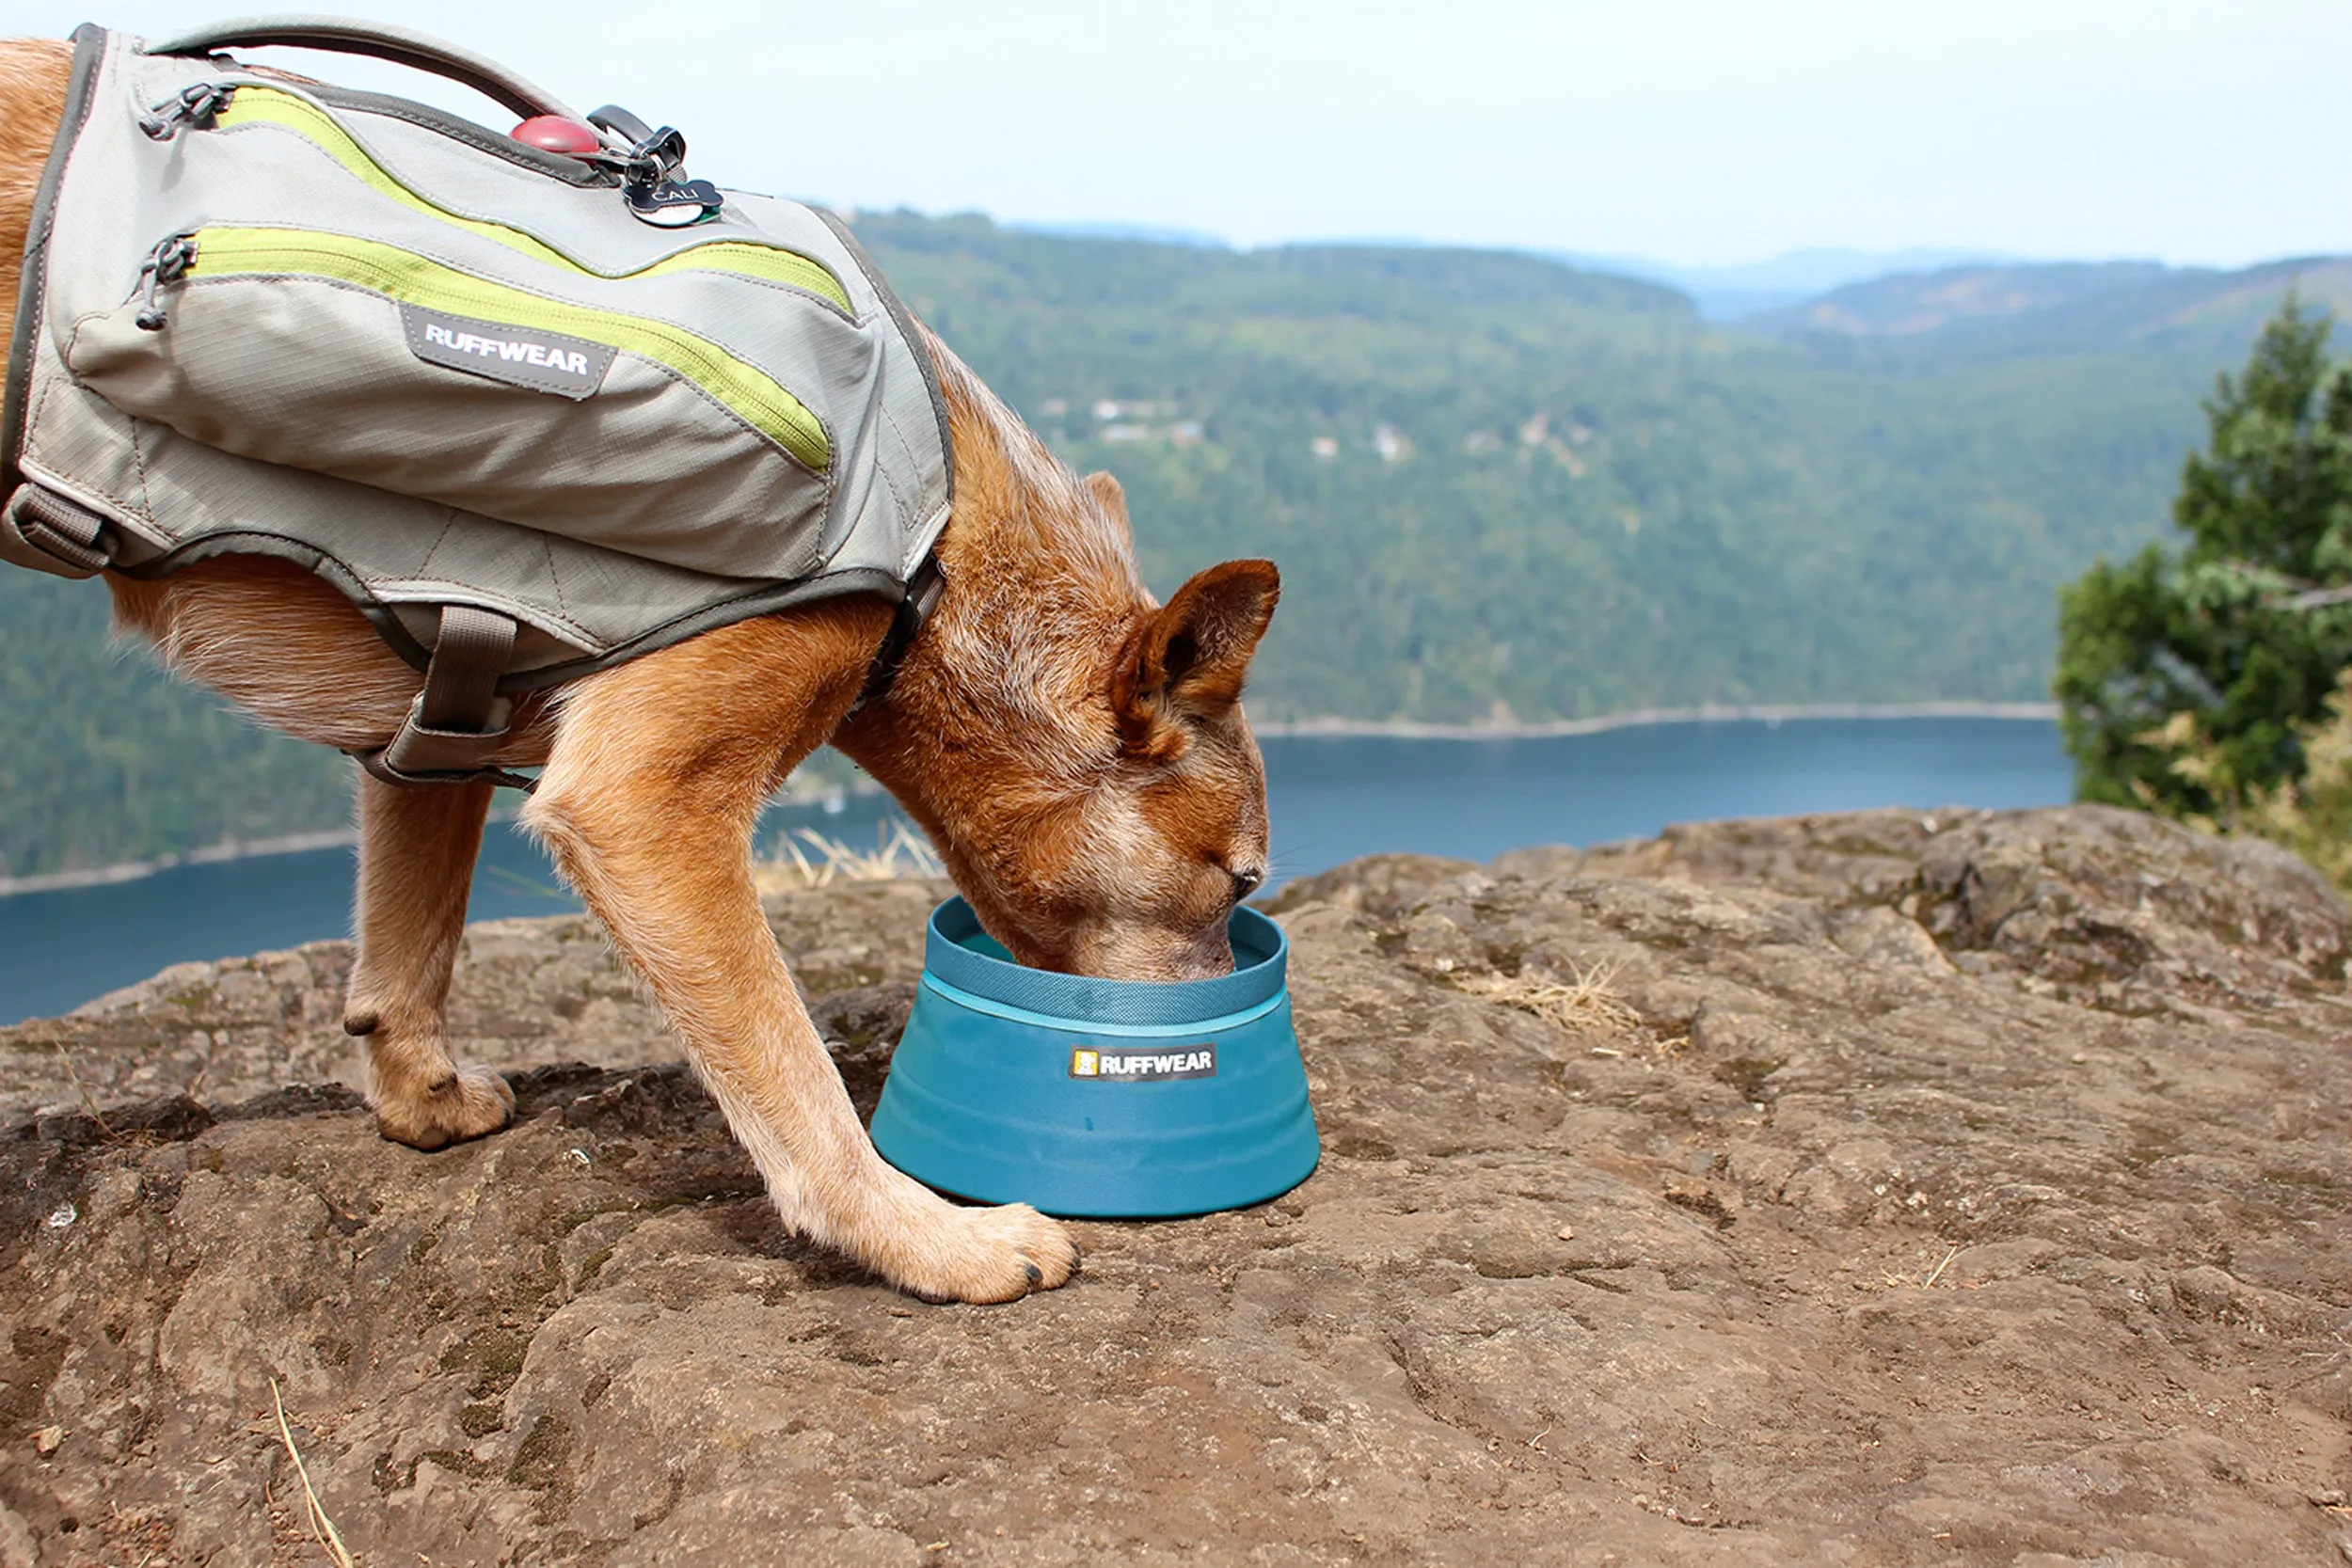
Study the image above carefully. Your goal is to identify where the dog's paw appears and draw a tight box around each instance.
[373,1065,516,1151]
[891,1201,1080,1306]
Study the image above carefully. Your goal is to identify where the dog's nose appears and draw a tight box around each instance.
[1230,865,1265,901]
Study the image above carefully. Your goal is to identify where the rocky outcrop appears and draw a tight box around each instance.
[0,805,2346,1564]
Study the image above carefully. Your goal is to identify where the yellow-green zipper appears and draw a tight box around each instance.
[186,226,830,471]
[213,86,853,312]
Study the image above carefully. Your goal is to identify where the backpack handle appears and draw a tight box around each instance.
[146,15,580,123]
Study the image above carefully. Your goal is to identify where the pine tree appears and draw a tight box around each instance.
[2055,297,2352,815]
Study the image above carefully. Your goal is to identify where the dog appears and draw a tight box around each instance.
[0,35,1279,1305]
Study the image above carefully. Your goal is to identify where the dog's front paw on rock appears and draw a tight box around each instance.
[373,1066,516,1151]
[897,1202,1080,1306]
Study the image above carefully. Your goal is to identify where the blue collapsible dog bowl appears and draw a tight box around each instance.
[869,897,1319,1218]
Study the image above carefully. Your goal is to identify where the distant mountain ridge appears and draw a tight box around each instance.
[1749,255,2352,354]
[1009,219,1234,249]
[984,227,2348,336]
[1543,246,2022,320]
[1000,229,2033,321]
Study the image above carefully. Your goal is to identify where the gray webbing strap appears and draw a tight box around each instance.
[361,604,533,789]
[416,604,512,734]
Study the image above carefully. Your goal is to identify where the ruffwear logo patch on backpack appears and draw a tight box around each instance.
[401,305,615,399]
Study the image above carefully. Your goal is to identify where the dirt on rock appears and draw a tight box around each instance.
[0,804,2346,1565]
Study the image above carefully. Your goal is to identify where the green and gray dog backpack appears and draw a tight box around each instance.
[2,18,953,785]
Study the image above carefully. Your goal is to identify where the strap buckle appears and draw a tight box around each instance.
[1,484,113,578]
[850,555,946,714]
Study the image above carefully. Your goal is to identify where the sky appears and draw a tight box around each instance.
[14,1,2350,269]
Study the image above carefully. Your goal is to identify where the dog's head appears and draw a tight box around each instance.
[968,544,1279,981]
[836,388,1279,980]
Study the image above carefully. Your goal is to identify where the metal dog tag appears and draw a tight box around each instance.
[627,177,723,228]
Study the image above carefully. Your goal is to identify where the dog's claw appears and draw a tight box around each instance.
[878,1197,1078,1305]
[373,1063,515,1151]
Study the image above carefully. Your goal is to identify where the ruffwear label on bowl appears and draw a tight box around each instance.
[1069,1044,1217,1082]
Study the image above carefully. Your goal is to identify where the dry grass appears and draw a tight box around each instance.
[1876,1243,1965,1291]
[270,1379,356,1568]
[753,822,944,895]
[50,1039,116,1139]
[1464,958,1659,1050]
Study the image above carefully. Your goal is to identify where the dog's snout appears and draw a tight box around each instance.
[1230,865,1265,902]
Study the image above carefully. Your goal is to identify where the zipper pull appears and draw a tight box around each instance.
[138,82,235,141]
[133,235,199,331]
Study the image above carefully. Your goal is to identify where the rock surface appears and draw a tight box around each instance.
[0,804,2347,1565]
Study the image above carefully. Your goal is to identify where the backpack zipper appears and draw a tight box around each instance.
[203,85,852,313]
[138,81,233,141]
[132,234,198,329]
[174,226,830,471]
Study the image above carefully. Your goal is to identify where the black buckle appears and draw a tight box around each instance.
[851,556,946,713]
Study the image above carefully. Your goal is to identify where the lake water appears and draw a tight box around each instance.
[0,717,2071,1024]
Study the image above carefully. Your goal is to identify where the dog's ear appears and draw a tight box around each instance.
[1084,471,1133,546]
[1112,559,1280,757]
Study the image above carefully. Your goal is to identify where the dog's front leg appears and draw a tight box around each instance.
[522,611,1078,1304]
[347,770,517,1148]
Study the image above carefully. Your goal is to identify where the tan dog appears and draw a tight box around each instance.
[0,38,1279,1304]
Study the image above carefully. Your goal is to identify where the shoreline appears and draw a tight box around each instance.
[0,829,363,899]
[1,704,2060,898]
[1250,700,2059,739]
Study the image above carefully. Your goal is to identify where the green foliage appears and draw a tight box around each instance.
[2056,299,2352,815]
[2134,668,2352,891]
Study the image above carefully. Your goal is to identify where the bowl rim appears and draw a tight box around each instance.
[921,896,1288,1028]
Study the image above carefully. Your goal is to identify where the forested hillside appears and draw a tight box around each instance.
[860,214,2306,721]
[0,573,357,880]
[1,214,2339,877]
